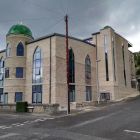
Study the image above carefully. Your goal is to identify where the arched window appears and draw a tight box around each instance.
[6,43,11,57]
[17,42,24,56]
[69,49,75,83]
[32,47,42,103]
[85,55,91,83]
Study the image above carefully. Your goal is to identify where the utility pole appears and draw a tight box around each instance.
[65,14,70,114]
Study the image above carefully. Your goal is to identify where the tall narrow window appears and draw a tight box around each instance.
[104,35,109,81]
[69,49,75,102]
[5,68,9,78]
[69,49,75,83]
[0,88,3,103]
[17,42,24,56]
[32,47,42,104]
[32,85,42,103]
[0,57,4,87]
[69,85,75,102]
[85,55,91,84]
[6,44,11,57]
[112,37,116,81]
[86,86,92,101]
[122,45,126,86]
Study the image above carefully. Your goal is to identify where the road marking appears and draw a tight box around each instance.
[11,123,21,126]
[0,117,52,130]
[124,129,140,134]
[0,126,6,128]
[70,111,122,128]
[16,124,24,126]
[1,126,12,129]
[0,133,20,139]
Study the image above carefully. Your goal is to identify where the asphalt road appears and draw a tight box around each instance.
[0,97,140,140]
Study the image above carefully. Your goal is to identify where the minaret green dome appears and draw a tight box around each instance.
[7,24,33,38]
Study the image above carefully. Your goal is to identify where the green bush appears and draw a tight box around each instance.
[16,102,28,112]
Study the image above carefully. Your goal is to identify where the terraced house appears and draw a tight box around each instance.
[0,24,138,112]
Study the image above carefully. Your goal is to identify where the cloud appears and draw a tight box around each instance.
[0,0,140,52]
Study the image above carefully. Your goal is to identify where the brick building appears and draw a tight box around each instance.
[0,24,138,112]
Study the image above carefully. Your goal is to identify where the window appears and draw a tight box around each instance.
[3,93,8,104]
[112,37,116,81]
[85,55,91,83]
[104,35,109,81]
[15,92,22,102]
[0,57,4,87]
[100,92,110,101]
[5,68,9,78]
[6,43,11,57]
[32,85,42,103]
[16,67,23,78]
[69,49,75,83]
[32,47,42,104]
[17,42,24,56]
[122,45,126,86]
[86,86,92,101]
[0,88,3,103]
[32,47,42,83]
[69,85,75,102]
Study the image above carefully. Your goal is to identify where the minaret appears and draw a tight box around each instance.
[4,24,33,104]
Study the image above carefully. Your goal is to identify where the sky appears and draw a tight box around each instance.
[0,0,139,52]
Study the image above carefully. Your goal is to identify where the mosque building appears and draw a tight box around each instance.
[0,24,138,112]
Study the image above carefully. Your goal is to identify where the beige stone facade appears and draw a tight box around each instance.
[0,25,138,111]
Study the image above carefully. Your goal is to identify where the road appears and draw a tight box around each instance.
[0,97,140,139]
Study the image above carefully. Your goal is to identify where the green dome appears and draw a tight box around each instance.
[7,24,33,38]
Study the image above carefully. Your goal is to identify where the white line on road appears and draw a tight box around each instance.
[124,130,140,134]
[0,133,20,139]
[70,111,122,128]
[0,126,6,128]
[1,126,12,129]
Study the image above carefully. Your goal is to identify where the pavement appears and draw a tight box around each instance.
[0,96,140,139]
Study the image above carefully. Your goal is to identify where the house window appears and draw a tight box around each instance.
[3,93,8,104]
[15,92,22,102]
[0,57,4,87]
[32,47,42,104]
[6,43,11,57]
[5,68,9,78]
[16,67,23,78]
[17,42,24,56]
[85,55,91,83]
[69,85,75,102]
[69,49,75,83]
[112,37,116,81]
[86,86,92,101]
[32,85,42,103]
[0,88,3,103]
[32,47,42,83]
[122,45,126,86]
[104,35,109,81]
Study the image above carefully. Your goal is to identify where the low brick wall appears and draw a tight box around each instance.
[0,103,59,114]
[0,104,16,112]
[28,104,59,114]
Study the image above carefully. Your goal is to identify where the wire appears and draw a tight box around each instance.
[27,0,64,17]
[38,16,64,33]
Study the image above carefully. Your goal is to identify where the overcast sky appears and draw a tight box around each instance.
[0,0,139,52]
